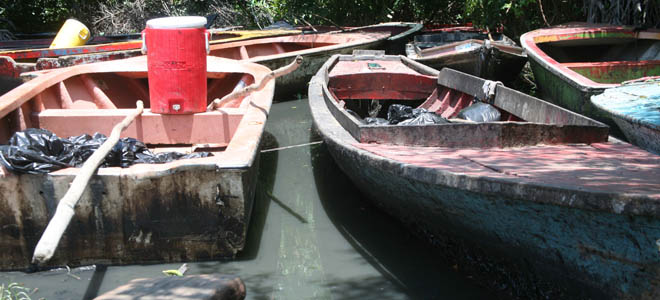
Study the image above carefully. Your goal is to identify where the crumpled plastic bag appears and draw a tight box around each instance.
[374,104,448,125]
[363,117,389,125]
[0,128,212,174]
[399,112,450,125]
[456,102,501,122]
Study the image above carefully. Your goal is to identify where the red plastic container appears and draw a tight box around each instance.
[143,16,209,114]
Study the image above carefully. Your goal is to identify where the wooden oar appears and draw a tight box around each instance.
[32,100,145,264]
[207,55,303,111]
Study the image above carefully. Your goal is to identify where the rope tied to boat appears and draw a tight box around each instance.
[481,80,502,103]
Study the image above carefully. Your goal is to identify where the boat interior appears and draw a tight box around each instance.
[413,31,516,49]
[209,33,384,60]
[324,55,608,147]
[536,36,660,84]
[0,70,256,152]
[409,31,522,57]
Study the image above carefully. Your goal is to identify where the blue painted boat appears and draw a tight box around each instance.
[309,51,660,299]
[591,78,660,155]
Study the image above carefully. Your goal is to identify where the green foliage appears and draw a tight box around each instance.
[465,0,585,40]
[0,0,92,33]
[0,282,33,300]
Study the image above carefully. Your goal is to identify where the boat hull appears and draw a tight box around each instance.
[313,103,660,300]
[309,54,660,299]
[0,159,259,270]
[0,56,274,270]
[612,117,660,154]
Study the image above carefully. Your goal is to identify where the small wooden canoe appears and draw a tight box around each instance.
[405,31,526,83]
[0,55,274,270]
[0,29,300,77]
[309,51,660,299]
[591,77,660,155]
[520,23,660,131]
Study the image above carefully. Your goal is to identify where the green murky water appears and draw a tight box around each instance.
[0,98,490,299]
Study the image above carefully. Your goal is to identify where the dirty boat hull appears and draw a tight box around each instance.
[323,138,660,299]
[309,53,660,299]
[521,24,660,131]
[0,160,259,270]
[0,56,274,270]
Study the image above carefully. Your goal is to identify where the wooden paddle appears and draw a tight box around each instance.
[32,100,145,264]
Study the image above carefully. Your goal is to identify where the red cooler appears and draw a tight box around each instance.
[143,16,209,114]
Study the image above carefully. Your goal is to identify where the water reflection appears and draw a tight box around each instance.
[0,98,490,299]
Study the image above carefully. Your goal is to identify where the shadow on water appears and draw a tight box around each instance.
[309,133,491,299]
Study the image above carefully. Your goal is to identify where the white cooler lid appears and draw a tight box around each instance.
[146,16,207,29]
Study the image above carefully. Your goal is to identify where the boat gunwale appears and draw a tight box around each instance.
[0,29,302,60]
[309,53,660,217]
[0,55,274,177]
[520,24,660,91]
[208,31,392,63]
[407,38,526,60]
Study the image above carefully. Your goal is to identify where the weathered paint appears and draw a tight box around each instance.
[0,56,274,270]
[0,29,302,61]
[309,53,660,299]
[533,30,637,44]
[0,56,35,78]
[567,61,660,84]
[591,81,660,154]
[520,24,660,135]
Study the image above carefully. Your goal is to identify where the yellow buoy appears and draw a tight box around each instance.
[49,19,91,49]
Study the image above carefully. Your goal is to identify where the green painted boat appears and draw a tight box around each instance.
[520,23,660,132]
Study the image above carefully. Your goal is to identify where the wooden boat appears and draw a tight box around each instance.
[520,23,660,131]
[591,77,660,155]
[208,22,421,97]
[405,30,526,83]
[0,29,300,77]
[309,51,660,299]
[0,55,274,270]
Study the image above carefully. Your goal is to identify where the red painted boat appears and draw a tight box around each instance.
[0,55,274,270]
[520,23,660,131]
[309,51,660,299]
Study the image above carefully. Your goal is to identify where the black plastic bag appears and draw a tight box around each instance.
[387,104,415,124]
[385,104,449,125]
[0,129,213,174]
[456,102,501,122]
[399,112,450,125]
